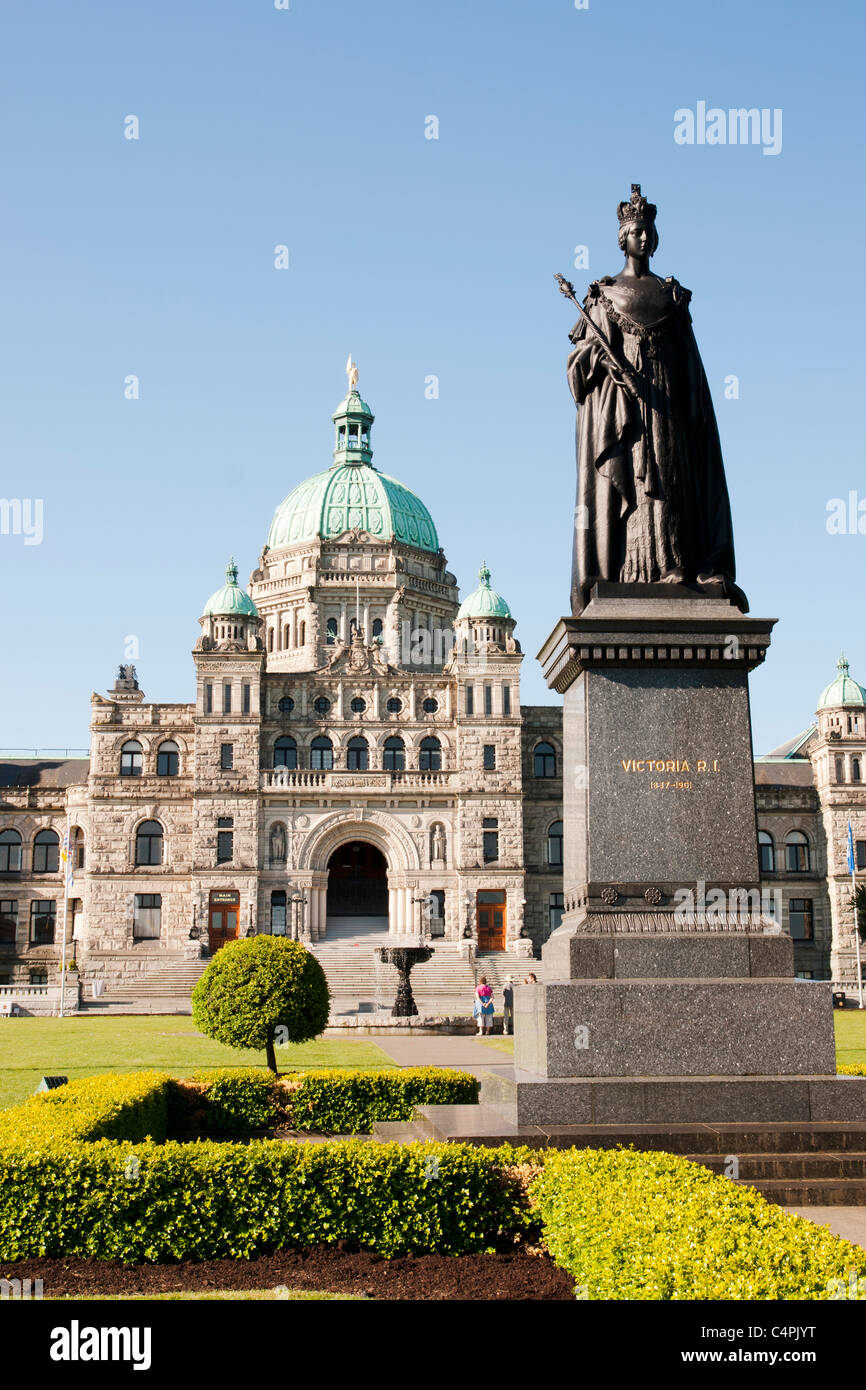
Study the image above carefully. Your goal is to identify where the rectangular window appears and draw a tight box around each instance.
[465,686,474,716]
[242,683,251,714]
[428,889,445,938]
[205,682,213,714]
[789,898,814,941]
[217,816,233,827]
[29,969,48,986]
[223,682,232,714]
[502,684,511,716]
[0,900,17,944]
[220,743,234,771]
[484,685,492,716]
[857,841,866,871]
[483,744,496,771]
[217,831,234,864]
[270,891,287,936]
[549,892,564,932]
[133,893,162,940]
[482,831,499,863]
[29,900,56,945]
[0,974,11,986]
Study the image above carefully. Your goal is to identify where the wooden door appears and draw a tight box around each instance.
[476,891,506,951]
[208,890,240,953]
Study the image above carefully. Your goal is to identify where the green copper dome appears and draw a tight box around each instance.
[202,560,260,618]
[818,653,866,710]
[266,383,439,553]
[457,563,512,620]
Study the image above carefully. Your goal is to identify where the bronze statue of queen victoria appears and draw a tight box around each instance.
[564,185,745,615]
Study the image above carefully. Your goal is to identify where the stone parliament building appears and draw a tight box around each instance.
[0,379,863,1007]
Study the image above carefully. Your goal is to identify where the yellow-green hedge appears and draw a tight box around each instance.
[531,1147,866,1300]
[838,1064,866,1076]
[0,1072,171,1146]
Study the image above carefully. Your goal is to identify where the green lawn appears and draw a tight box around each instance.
[0,1017,390,1109]
[834,1007,866,1067]
[480,1036,514,1055]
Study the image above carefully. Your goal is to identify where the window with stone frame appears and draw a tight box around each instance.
[326,618,338,646]
[533,742,556,778]
[0,900,17,944]
[120,740,143,777]
[205,682,213,713]
[857,840,866,871]
[133,894,162,939]
[135,821,164,866]
[29,900,56,945]
[465,685,474,716]
[788,898,813,940]
[758,831,775,873]
[549,892,564,932]
[383,736,405,771]
[502,684,511,716]
[547,820,564,867]
[483,744,496,771]
[220,743,234,771]
[33,829,60,874]
[217,831,234,864]
[223,683,232,714]
[347,736,369,771]
[29,969,48,986]
[243,684,251,714]
[269,890,287,936]
[482,818,499,864]
[785,831,810,873]
[156,741,180,777]
[273,736,297,770]
[311,736,334,770]
[0,830,22,874]
[419,736,441,772]
[484,685,493,716]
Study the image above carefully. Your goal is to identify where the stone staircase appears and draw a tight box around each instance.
[373,1102,866,1206]
[84,922,541,1019]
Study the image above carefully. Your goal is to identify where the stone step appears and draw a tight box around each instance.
[689,1152,866,1179]
[737,1178,866,1206]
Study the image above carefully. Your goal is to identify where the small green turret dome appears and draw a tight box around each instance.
[817,653,866,710]
[202,560,260,618]
[266,381,439,553]
[457,563,512,620]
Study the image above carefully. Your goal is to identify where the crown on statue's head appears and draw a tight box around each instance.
[617,183,657,228]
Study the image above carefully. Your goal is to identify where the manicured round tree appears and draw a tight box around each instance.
[192,936,330,1072]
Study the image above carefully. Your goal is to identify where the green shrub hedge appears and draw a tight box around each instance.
[278,1067,479,1134]
[0,1072,171,1146]
[531,1147,866,1301]
[0,1139,532,1262]
[169,1067,480,1134]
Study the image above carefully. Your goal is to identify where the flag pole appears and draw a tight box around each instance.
[854,860,864,1010]
[59,815,70,1018]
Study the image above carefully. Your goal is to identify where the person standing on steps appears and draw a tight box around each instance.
[503,976,514,1035]
[473,976,494,1035]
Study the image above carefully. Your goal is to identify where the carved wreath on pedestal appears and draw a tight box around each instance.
[644,887,663,905]
[600,887,618,905]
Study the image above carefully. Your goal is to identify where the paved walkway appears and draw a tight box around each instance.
[374,1034,512,1075]
[785,1207,866,1250]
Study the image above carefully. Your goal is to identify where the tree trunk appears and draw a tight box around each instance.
[265,1035,277,1074]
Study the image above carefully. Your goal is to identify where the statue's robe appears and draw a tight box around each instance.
[568,276,737,614]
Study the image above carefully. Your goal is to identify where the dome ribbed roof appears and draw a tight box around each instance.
[457,563,512,619]
[818,654,866,710]
[267,463,439,553]
[202,560,260,618]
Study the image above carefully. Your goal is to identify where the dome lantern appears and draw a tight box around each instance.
[332,360,374,467]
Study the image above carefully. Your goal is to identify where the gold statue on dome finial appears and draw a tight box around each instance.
[346,354,359,391]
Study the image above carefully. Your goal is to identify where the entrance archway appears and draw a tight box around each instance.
[326,842,388,917]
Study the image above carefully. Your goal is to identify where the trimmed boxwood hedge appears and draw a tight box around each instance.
[0,1072,171,1146]
[530,1147,866,1301]
[172,1067,480,1134]
[3,1071,866,1296]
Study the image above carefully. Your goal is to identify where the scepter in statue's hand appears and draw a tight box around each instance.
[555,273,642,402]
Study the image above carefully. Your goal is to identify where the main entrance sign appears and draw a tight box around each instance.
[208,890,239,954]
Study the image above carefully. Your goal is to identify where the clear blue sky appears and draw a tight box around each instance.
[0,0,862,756]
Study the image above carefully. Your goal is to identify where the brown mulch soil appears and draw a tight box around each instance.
[1,1246,573,1301]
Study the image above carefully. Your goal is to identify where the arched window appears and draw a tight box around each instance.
[299,621,306,645]
[311,736,334,770]
[785,831,810,873]
[419,736,442,772]
[270,890,287,936]
[0,829,23,873]
[547,820,564,867]
[758,831,775,873]
[836,756,846,782]
[326,618,338,646]
[273,736,298,769]
[347,736,369,771]
[156,740,179,777]
[33,829,60,874]
[372,618,383,640]
[120,740,142,777]
[135,820,164,866]
[71,826,85,870]
[383,736,405,771]
[283,624,290,648]
[269,824,287,866]
[534,742,556,778]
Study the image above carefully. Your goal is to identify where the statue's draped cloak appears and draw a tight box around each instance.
[568,277,736,614]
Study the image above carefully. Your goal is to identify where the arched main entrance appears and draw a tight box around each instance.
[326,841,388,917]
